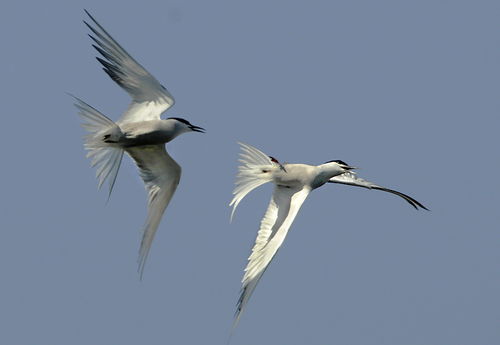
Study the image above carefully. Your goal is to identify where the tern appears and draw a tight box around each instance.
[230,142,427,323]
[73,10,204,277]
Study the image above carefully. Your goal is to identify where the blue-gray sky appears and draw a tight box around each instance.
[1,1,498,344]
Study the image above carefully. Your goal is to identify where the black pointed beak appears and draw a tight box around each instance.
[190,125,205,133]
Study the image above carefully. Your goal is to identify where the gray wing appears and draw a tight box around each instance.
[84,10,175,123]
[329,172,428,210]
[126,145,181,278]
[234,186,311,324]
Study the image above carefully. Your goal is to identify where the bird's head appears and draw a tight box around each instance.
[324,159,356,171]
[168,117,205,134]
[320,160,357,179]
[312,160,356,189]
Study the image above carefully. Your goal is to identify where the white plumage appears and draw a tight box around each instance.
[230,142,427,323]
[73,11,204,278]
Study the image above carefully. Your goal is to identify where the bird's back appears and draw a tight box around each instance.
[273,163,318,188]
[119,120,177,147]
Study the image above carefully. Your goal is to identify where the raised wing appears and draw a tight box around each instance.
[234,186,311,324]
[329,172,428,210]
[84,10,175,123]
[125,145,181,278]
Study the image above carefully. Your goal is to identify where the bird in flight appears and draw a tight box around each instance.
[73,10,204,278]
[230,142,427,323]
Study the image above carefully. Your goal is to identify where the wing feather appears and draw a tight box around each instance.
[329,172,428,210]
[125,145,181,278]
[84,10,175,123]
[234,186,311,323]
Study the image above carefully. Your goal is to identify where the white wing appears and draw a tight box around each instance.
[84,10,175,124]
[234,186,311,323]
[125,145,181,278]
[329,172,428,210]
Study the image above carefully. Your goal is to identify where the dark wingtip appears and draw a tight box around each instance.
[406,195,429,211]
[418,203,430,211]
[404,198,429,211]
[84,9,94,21]
[402,196,428,211]
[372,186,429,211]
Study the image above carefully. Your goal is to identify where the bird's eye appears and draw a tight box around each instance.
[262,169,269,173]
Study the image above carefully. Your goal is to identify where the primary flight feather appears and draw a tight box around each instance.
[230,142,427,324]
[73,10,204,278]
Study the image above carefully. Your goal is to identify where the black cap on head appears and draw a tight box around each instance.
[325,159,349,165]
[168,117,191,125]
[325,159,354,170]
[168,117,205,133]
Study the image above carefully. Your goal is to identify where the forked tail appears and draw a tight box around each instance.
[72,96,124,199]
[229,142,278,221]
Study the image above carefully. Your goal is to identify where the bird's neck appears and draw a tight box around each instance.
[311,163,345,189]
[318,163,345,179]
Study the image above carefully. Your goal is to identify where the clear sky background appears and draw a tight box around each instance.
[1,1,498,344]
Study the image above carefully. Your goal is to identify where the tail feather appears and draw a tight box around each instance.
[72,96,124,198]
[229,142,276,221]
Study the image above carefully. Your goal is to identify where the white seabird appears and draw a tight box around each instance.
[73,10,204,278]
[230,142,427,323]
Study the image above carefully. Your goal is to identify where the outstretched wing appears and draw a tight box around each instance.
[84,10,175,123]
[329,172,428,210]
[234,186,311,324]
[125,145,181,278]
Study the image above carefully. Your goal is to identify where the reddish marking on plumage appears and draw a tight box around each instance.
[269,156,280,165]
